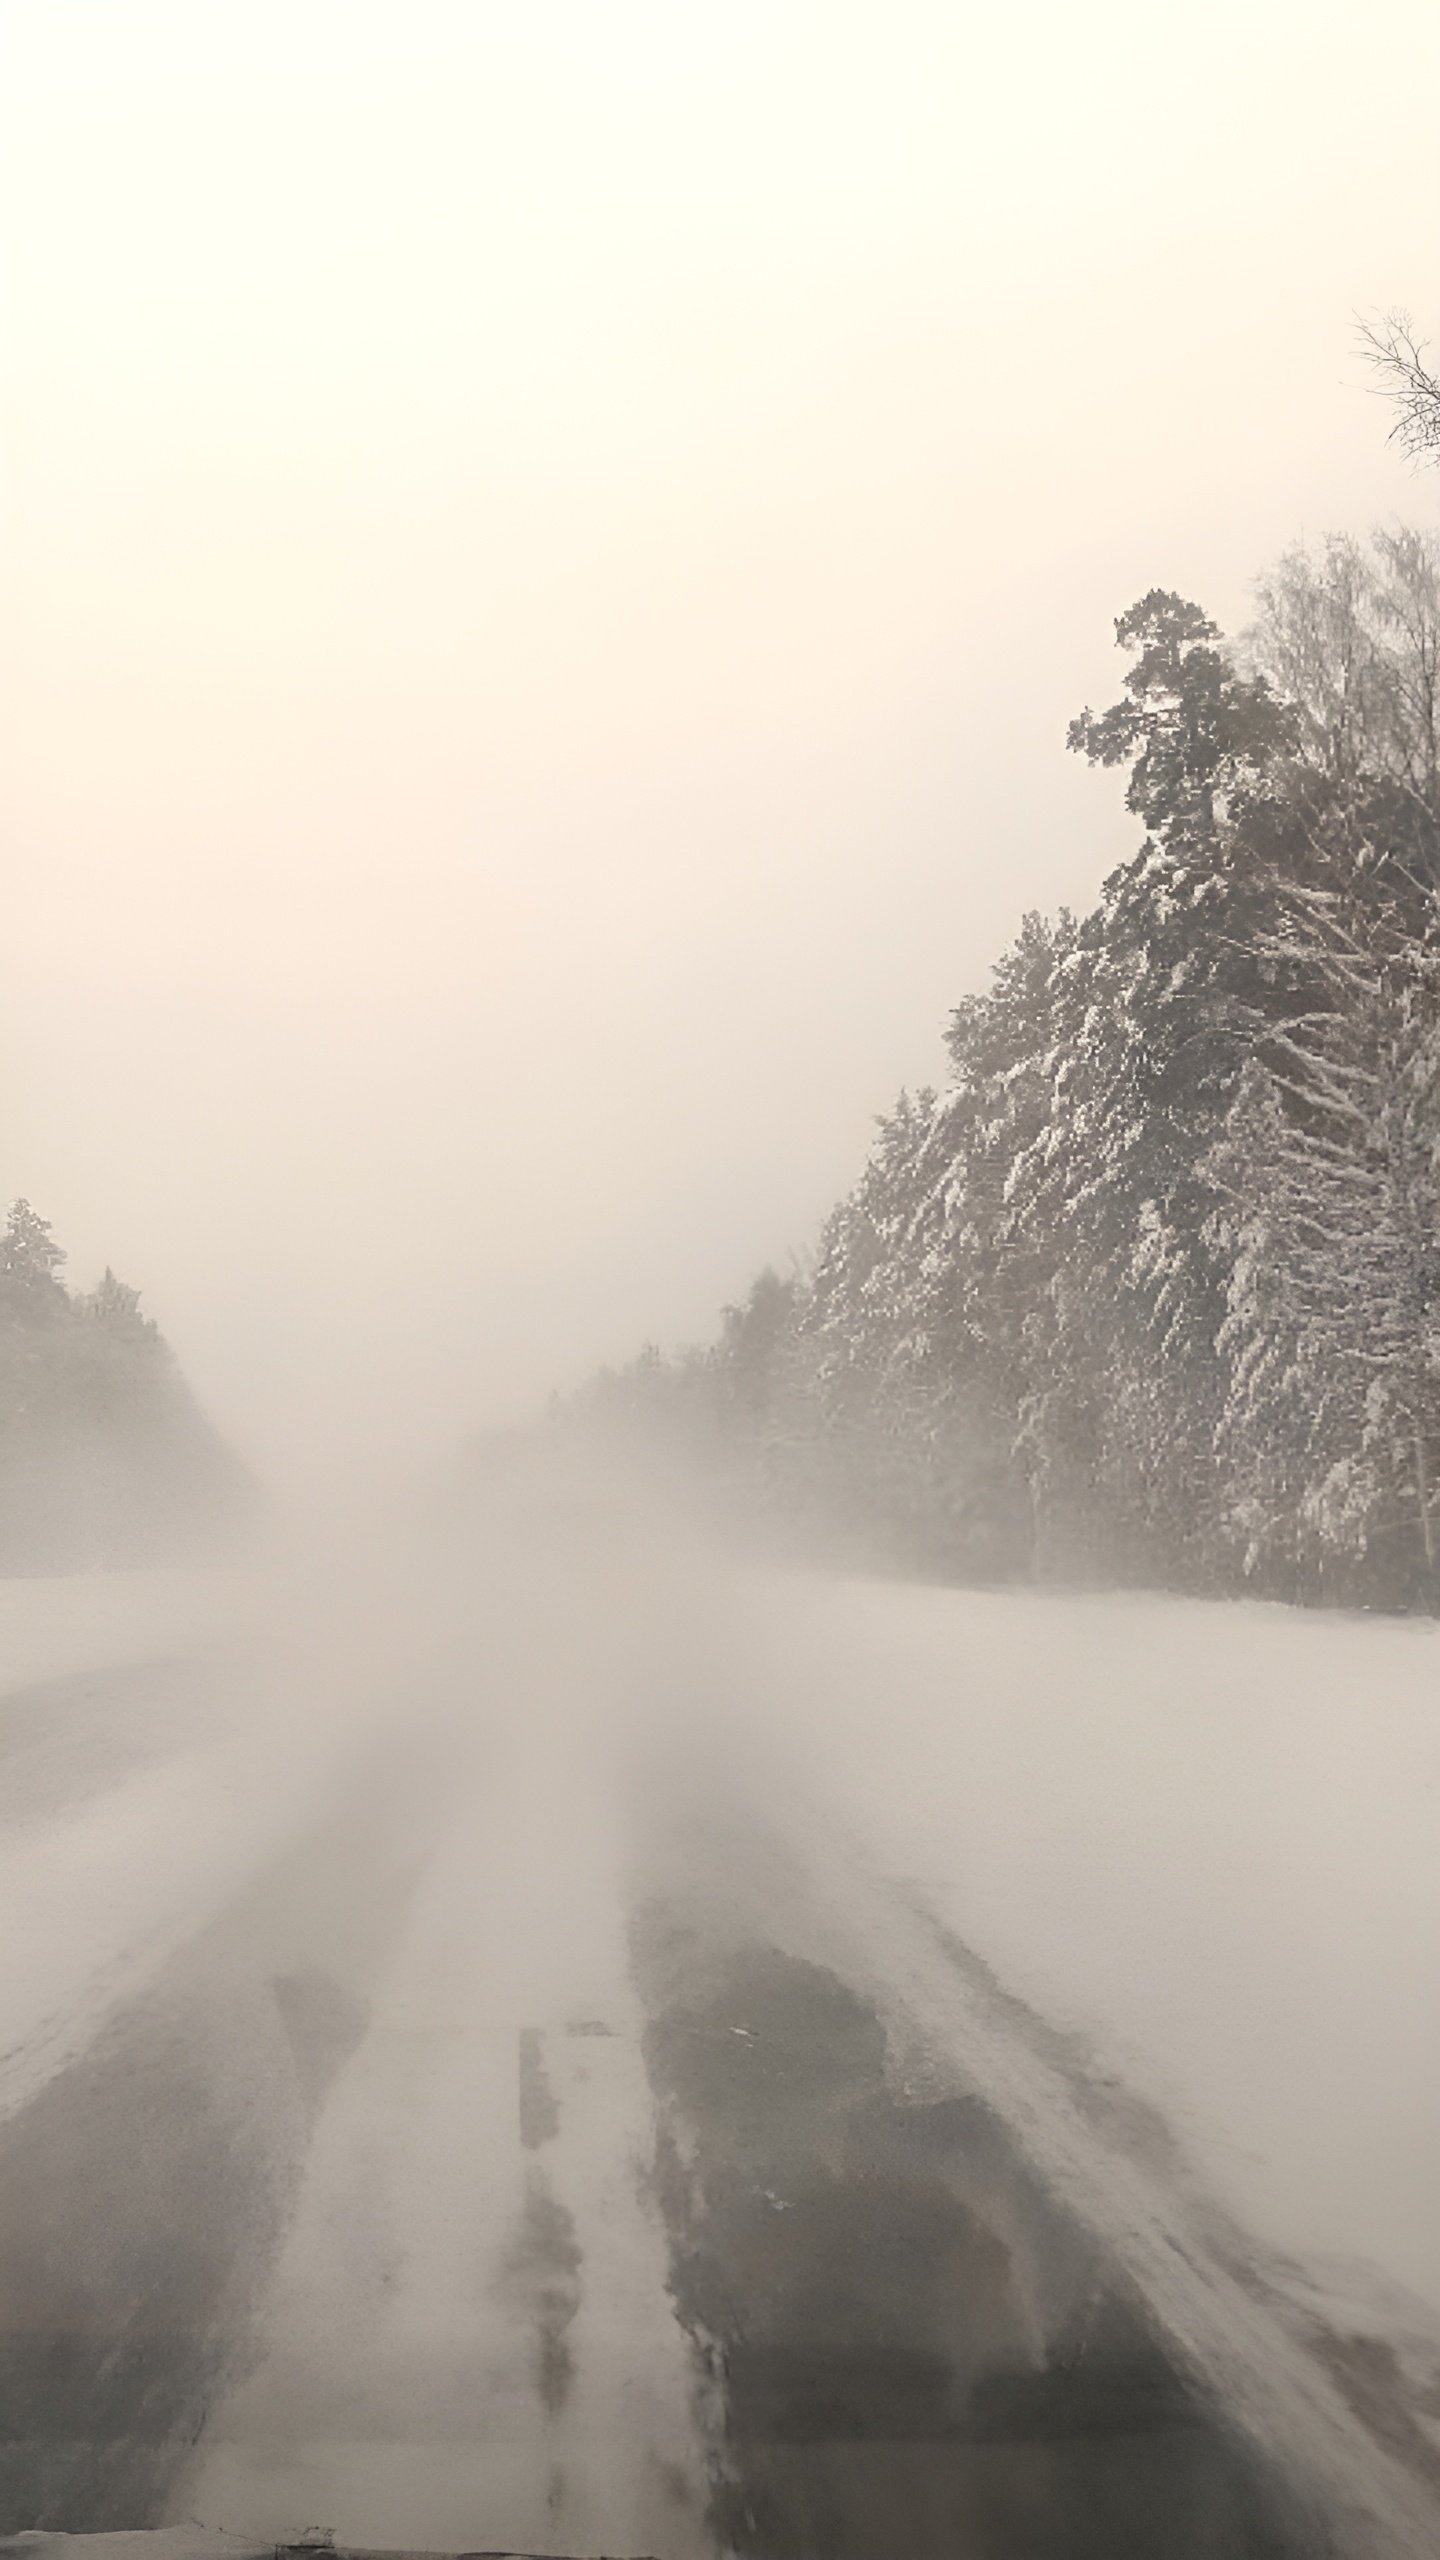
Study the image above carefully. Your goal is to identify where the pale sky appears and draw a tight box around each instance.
[3,0,1438,1488]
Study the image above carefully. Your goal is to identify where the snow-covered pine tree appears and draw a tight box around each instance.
[805,1090,951,1566]
[568,526,1440,1613]
[1028,593,1294,1583]
[1205,533,1440,1601]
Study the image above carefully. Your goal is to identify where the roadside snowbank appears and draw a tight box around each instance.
[746,1572,1440,2324]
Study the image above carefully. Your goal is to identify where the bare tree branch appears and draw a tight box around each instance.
[1358,309,1440,462]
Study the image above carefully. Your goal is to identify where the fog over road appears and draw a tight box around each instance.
[2,1497,1440,2559]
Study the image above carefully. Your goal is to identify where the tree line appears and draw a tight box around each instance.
[0,1199,250,1569]
[575,525,1440,1610]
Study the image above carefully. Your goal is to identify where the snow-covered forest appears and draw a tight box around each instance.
[0,1199,250,1568]
[581,528,1440,1611]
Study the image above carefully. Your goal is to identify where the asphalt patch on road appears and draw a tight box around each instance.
[502,2171,584,2418]
[631,1913,1308,2559]
[517,2028,561,2150]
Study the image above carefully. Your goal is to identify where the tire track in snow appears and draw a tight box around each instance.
[176,1724,710,2559]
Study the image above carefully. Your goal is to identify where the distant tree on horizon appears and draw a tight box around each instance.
[0,1197,251,1568]
[0,1198,68,1313]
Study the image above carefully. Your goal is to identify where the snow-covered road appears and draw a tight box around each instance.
[182,1707,711,2559]
[1,1529,1438,2557]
